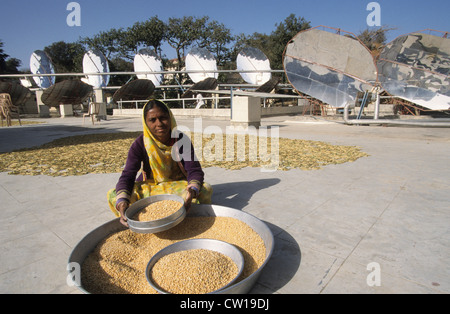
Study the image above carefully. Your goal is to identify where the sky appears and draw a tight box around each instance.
[1,0,449,70]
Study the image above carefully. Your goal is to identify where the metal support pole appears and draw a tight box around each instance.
[343,103,450,127]
[230,87,234,120]
[374,92,380,120]
[343,102,350,121]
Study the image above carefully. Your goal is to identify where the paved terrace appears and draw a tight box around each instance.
[0,115,449,294]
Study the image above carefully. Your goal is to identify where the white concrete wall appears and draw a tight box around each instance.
[113,104,309,120]
[261,106,304,116]
[113,108,231,120]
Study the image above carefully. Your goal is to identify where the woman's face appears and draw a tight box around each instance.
[145,106,172,144]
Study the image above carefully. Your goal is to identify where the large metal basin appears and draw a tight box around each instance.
[67,204,274,294]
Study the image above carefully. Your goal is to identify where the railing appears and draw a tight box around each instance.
[0,69,286,80]
[116,94,232,111]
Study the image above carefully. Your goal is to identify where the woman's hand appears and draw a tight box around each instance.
[117,201,129,227]
[184,189,195,212]
[184,185,199,212]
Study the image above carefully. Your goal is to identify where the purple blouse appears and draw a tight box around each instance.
[115,132,204,206]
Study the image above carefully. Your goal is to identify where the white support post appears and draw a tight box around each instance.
[230,96,261,129]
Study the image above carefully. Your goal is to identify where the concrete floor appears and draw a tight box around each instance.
[0,115,449,294]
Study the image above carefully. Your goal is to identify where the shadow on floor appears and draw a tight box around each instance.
[211,178,281,210]
[252,222,302,294]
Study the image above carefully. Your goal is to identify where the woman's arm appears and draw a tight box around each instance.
[177,133,205,211]
[115,134,146,207]
[182,153,204,211]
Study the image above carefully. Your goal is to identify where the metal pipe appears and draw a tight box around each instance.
[0,69,285,79]
[230,87,234,120]
[342,103,450,127]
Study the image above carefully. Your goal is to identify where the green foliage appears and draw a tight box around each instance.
[79,28,132,60]
[357,26,393,56]
[0,40,8,73]
[3,15,393,79]
[198,20,234,66]
[129,16,167,57]
[165,16,210,67]
[44,41,84,74]
[0,40,22,74]
[74,14,313,75]
[270,14,311,69]
[234,14,311,70]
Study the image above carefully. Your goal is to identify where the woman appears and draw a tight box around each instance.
[107,99,213,227]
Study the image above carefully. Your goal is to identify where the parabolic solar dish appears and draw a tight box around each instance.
[0,80,32,106]
[30,50,55,89]
[182,77,218,99]
[112,79,155,103]
[377,31,450,111]
[41,80,93,107]
[283,26,378,108]
[185,47,218,83]
[237,47,272,86]
[255,77,281,93]
[134,48,164,87]
[19,77,33,88]
[83,50,110,88]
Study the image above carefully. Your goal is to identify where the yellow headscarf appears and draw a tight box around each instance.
[142,100,185,184]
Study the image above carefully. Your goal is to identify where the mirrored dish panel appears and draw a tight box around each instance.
[41,80,93,107]
[283,27,377,108]
[377,31,449,110]
[255,77,280,93]
[237,47,272,85]
[181,77,218,99]
[112,79,155,103]
[185,47,218,83]
[30,50,55,89]
[134,48,164,87]
[83,50,110,88]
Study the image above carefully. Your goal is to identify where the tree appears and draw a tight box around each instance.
[108,56,133,86]
[197,20,234,66]
[0,41,7,73]
[4,58,22,74]
[233,32,271,59]
[0,40,22,74]
[164,16,210,72]
[357,26,394,57]
[79,18,167,85]
[79,28,136,84]
[269,14,311,69]
[128,16,167,58]
[80,28,133,60]
[44,41,85,74]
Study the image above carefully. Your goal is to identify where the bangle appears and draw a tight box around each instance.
[116,199,129,209]
[189,186,200,197]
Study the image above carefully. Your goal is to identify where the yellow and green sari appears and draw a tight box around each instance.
[107,100,212,217]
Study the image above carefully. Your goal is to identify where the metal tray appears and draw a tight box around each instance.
[125,194,185,234]
[68,204,274,294]
[146,239,245,294]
